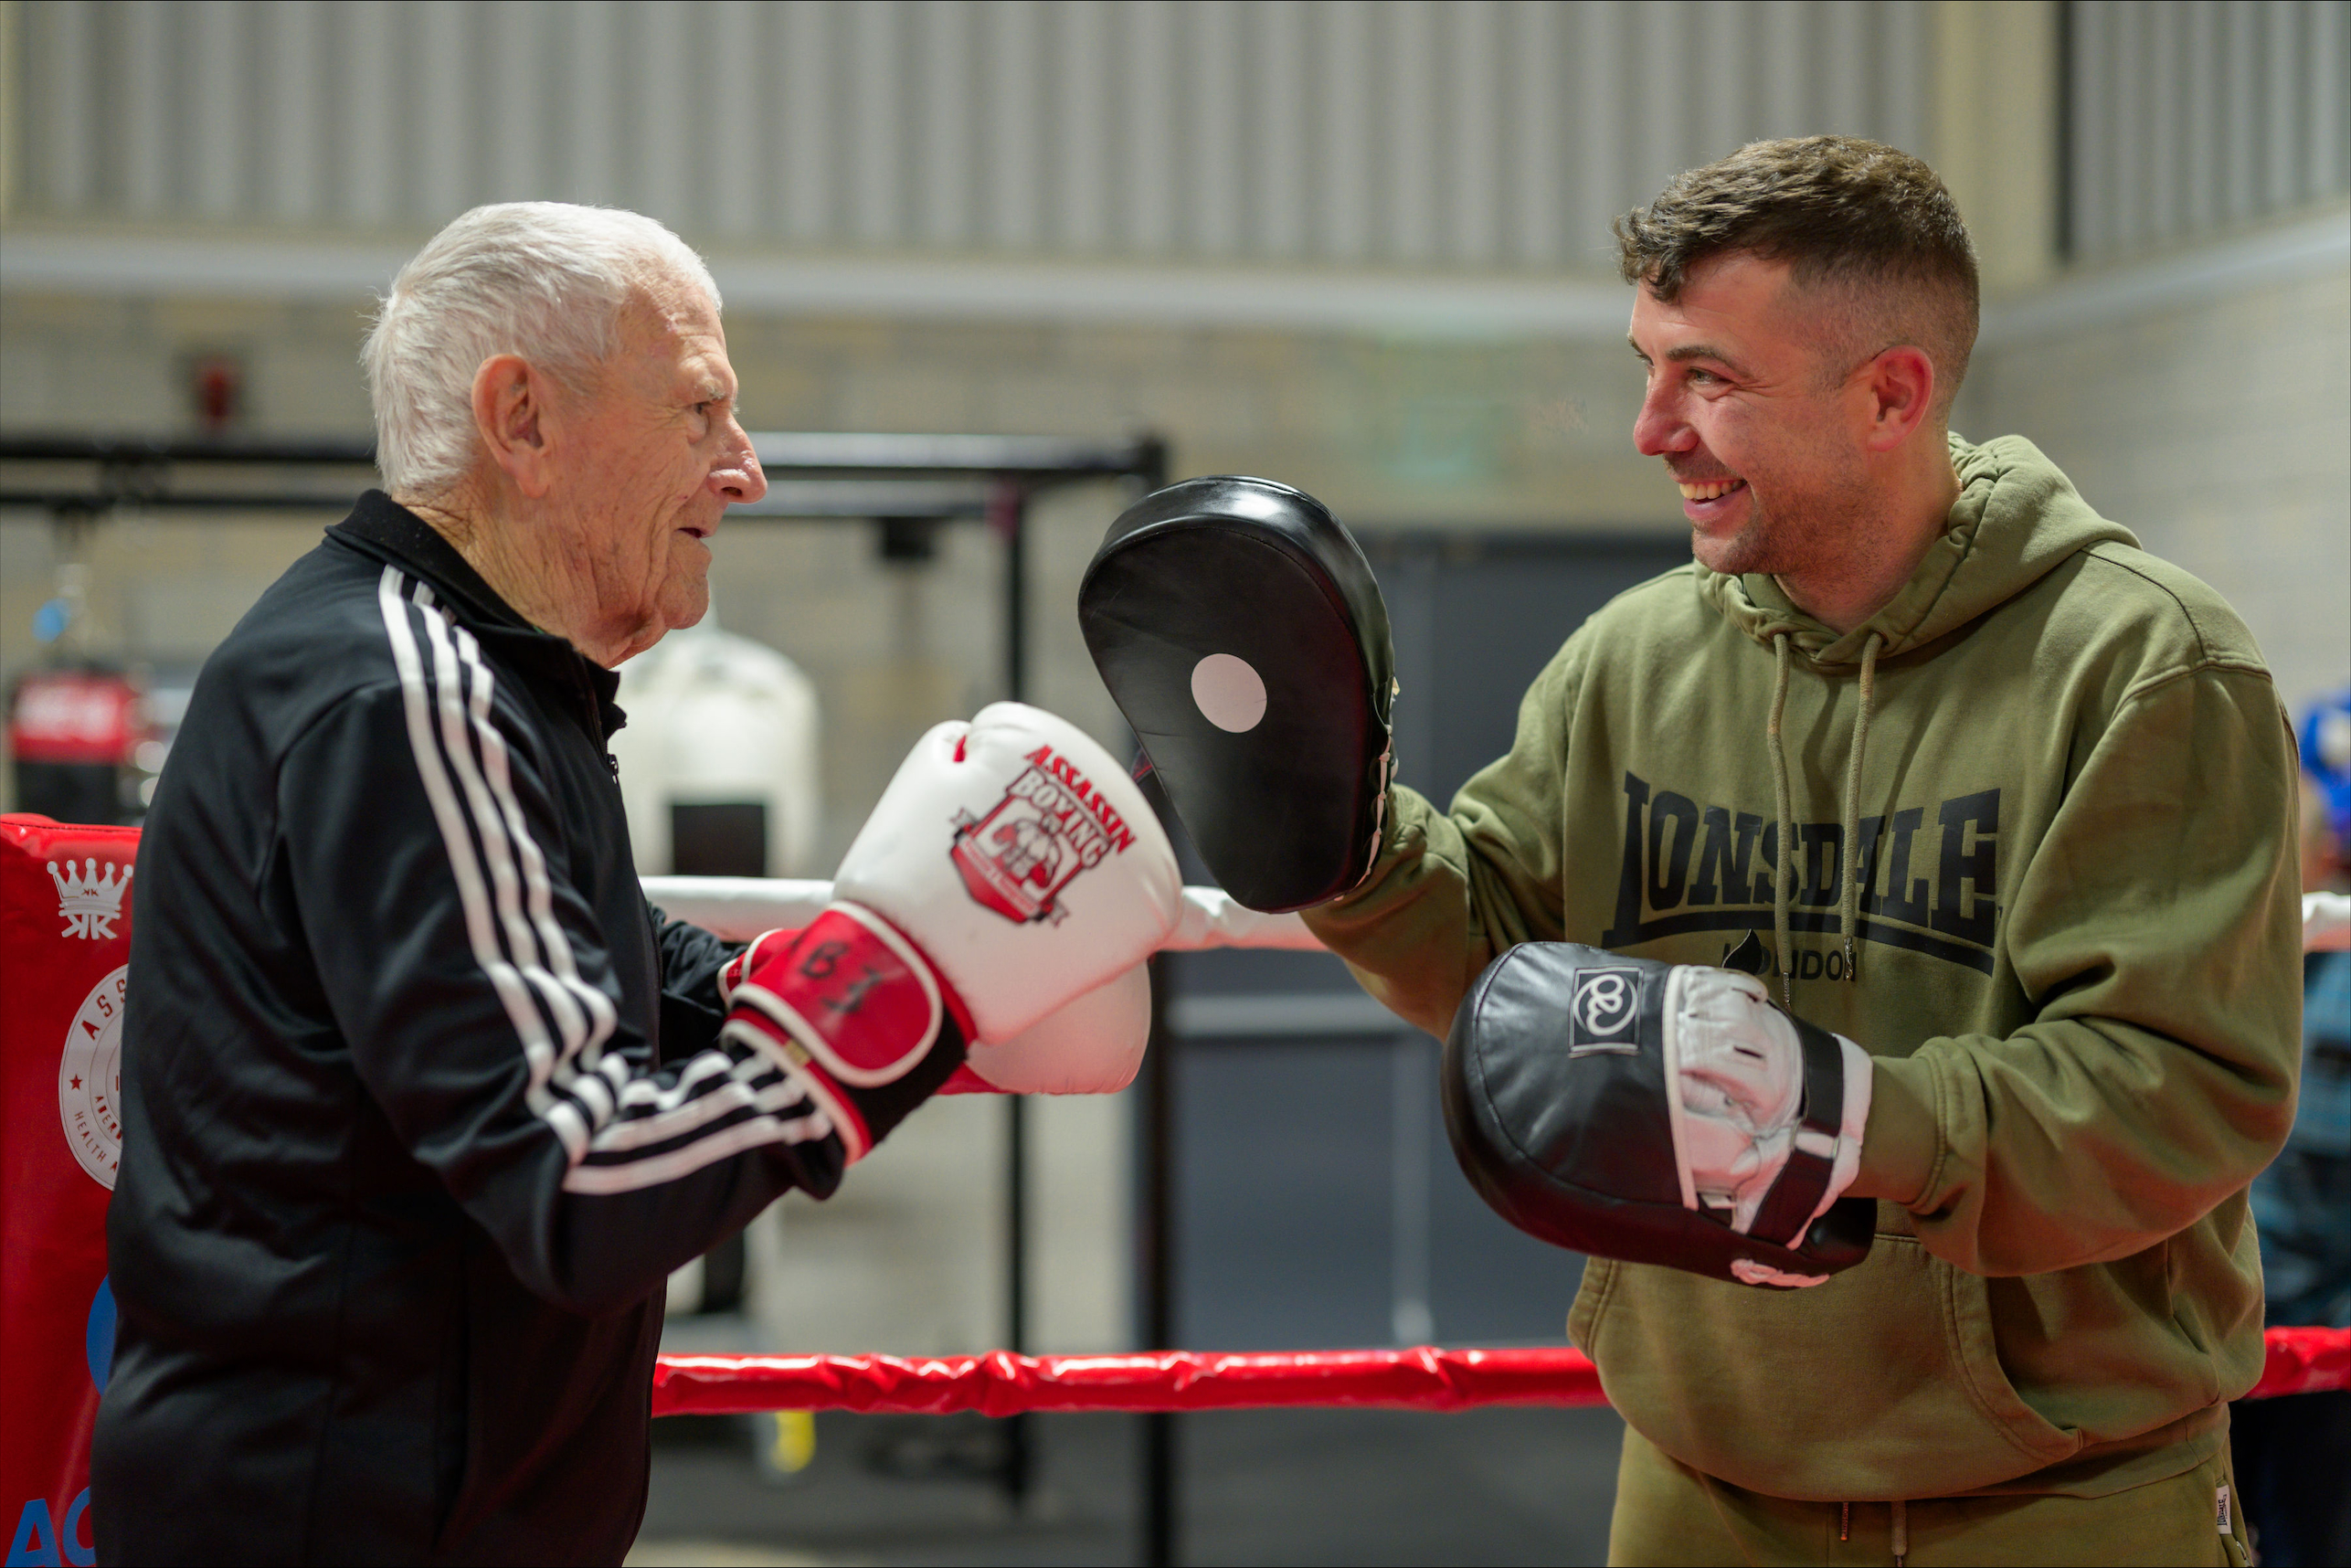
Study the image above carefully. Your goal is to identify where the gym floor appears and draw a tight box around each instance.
[634,1403,1626,1565]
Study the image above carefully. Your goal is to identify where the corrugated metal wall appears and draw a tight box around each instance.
[9,0,1930,273]
[2065,0,2349,262]
[14,2,2345,274]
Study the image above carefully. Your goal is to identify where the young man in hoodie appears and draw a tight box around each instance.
[1298,137,2302,1563]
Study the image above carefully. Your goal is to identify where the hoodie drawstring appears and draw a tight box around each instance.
[1838,633,1882,983]
[1765,634,1797,1008]
[1766,630,1881,1006]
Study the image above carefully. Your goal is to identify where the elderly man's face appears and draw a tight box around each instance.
[554,279,764,659]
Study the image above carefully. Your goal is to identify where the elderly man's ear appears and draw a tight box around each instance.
[471,354,560,500]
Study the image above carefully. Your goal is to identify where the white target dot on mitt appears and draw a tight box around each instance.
[1081,475,1396,913]
[1191,653,1268,733]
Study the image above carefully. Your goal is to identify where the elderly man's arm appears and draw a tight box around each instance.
[280,682,840,1318]
[645,907,743,1056]
[1848,664,2303,1275]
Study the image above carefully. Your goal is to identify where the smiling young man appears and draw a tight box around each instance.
[1298,137,2303,1563]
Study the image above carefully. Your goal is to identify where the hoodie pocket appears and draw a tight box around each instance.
[1929,1237,2086,1470]
[1575,1232,2081,1500]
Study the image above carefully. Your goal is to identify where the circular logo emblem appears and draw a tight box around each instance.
[58,965,127,1190]
[1576,972,1634,1035]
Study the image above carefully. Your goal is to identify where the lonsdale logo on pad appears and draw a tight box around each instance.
[1568,969,1642,1054]
[950,746,1135,925]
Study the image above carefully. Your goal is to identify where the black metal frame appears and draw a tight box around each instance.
[0,429,1179,1549]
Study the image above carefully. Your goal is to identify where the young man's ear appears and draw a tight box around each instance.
[472,354,559,498]
[1861,345,1937,450]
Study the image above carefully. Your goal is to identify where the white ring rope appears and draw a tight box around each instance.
[641,876,1326,952]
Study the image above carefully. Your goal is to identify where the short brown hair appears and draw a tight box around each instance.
[1615,136,1980,414]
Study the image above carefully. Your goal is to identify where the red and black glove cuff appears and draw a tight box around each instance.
[720,906,971,1163]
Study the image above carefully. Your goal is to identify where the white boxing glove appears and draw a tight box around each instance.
[720,704,1178,1163]
[835,702,1181,1041]
[725,940,1153,1098]
[941,962,1152,1096]
[1665,967,1873,1245]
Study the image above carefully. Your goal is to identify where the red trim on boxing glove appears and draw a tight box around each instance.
[722,906,972,1162]
[936,1064,996,1096]
[717,927,797,1009]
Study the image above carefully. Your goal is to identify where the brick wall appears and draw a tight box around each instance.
[1961,263,2351,715]
[0,289,1681,853]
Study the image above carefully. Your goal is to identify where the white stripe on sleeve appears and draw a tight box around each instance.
[376,567,577,1148]
[376,566,832,1191]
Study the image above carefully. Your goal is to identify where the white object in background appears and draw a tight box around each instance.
[641,876,1322,953]
[2308,891,2351,952]
[646,876,834,936]
[1161,885,1323,950]
[610,618,821,877]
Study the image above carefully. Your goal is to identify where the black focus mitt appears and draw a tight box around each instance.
[1443,942,1875,1289]
[1078,476,1395,913]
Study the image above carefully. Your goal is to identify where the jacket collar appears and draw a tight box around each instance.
[329,492,625,739]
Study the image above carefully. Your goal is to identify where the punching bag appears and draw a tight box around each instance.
[609,620,821,879]
[2,814,137,1565]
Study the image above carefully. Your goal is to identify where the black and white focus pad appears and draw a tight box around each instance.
[1442,943,1873,1289]
[1078,477,1396,913]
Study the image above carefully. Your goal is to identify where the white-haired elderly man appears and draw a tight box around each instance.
[92,203,1179,1564]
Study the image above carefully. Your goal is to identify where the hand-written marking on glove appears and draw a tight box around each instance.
[797,941,892,1019]
[818,967,887,1019]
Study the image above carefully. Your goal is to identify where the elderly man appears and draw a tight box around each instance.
[92,203,1179,1564]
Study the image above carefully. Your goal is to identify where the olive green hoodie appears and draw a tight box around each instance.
[1303,433,2303,1502]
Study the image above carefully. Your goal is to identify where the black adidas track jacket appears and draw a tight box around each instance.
[94,494,844,1564]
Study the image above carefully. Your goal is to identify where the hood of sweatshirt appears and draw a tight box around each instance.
[1690,433,2143,1004]
[1695,432,2142,667]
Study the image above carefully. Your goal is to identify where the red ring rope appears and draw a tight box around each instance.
[651,1326,2348,1418]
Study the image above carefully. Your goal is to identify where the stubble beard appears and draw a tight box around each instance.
[1694,468,1873,589]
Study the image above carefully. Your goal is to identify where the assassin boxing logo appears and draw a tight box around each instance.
[952,744,1138,925]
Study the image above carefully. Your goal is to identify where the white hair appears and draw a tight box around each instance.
[363,202,720,496]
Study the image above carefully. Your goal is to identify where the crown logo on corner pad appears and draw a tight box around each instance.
[48,858,132,940]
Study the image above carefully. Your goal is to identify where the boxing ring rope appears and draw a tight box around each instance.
[651,885,2338,1424]
[644,876,2351,1425]
[652,1329,2350,1418]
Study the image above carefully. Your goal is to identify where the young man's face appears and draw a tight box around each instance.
[1626,252,1880,580]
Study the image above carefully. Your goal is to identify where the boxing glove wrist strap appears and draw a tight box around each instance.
[721,905,971,1163]
[1742,1011,1848,1248]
